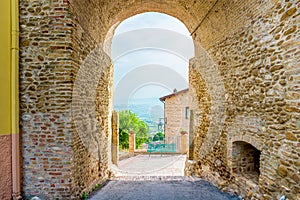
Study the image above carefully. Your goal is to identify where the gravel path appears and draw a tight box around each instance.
[89,179,239,200]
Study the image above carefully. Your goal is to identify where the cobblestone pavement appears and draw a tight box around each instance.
[89,179,239,200]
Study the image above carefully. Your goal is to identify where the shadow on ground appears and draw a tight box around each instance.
[89,179,239,200]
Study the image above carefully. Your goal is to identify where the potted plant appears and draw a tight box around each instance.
[180,128,187,135]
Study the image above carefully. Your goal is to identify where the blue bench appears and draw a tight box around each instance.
[147,143,176,156]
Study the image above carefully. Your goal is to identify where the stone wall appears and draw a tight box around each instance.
[188,62,211,160]
[19,0,73,198]
[188,1,300,199]
[19,0,115,197]
[163,90,190,138]
[111,111,119,166]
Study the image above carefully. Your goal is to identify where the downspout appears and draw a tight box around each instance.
[11,0,21,199]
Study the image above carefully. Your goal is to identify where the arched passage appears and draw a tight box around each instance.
[111,13,194,172]
[72,2,217,193]
[72,3,216,197]
[71,5,207,198]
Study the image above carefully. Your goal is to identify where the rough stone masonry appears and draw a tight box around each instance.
[19,0,299,199]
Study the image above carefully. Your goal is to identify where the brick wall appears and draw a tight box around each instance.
[71,13,113,198]
[19,0,73,198]
[188,1,300,199]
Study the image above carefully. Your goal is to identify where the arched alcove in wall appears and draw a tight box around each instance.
[232,141,261,180]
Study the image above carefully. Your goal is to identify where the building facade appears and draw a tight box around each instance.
[160,89,189,152]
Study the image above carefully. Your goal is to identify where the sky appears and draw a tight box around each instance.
[112,12,194,105]
[114,12,191,35]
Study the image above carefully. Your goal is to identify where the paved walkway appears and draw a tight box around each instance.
[114,154,186,177]
[89,179,239,200]
[89,154,239,199]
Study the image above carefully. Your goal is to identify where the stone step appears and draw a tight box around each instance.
[110,175,201,181]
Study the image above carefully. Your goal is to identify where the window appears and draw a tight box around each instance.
[185,107,189,119]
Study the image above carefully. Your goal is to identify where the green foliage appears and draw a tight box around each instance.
[94,183,101,189]
[146,136,153,143]
[119,129,129,149]
[153,132,164,141]
[118,110,149,149]
[92,183,102,192]
[81,192,88,200]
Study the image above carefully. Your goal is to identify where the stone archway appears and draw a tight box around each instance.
[19,1,299,199]
[67,4,216,198]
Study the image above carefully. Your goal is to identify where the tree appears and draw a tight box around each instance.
[118,110,150,149]
[153,132,164,141]
[119,129,129,149]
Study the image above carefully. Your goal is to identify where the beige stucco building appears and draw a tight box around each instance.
[160,89,189,151]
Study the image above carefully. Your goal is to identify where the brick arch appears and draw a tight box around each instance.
[103,4,196,56]
[108,2,196,33]
[230,137,263,152]
[71,0,197,45]
[105,9,214,160]
[104,6,227,160]
[102,4,218,164]
[69,5,205,199]
[21,2,245,199]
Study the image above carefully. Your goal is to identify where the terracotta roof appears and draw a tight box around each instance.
[159,88,189,102]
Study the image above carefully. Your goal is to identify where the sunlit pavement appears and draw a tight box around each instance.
[115,154,186,177]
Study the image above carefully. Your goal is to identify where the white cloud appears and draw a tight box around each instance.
[113,49,189,86]
[115,12,190,36]
[112,12,193,102]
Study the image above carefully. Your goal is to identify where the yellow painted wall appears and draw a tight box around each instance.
[0,0,18,135]
[0,0,12,135]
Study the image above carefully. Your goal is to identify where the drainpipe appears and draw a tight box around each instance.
[11,0,21,199]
